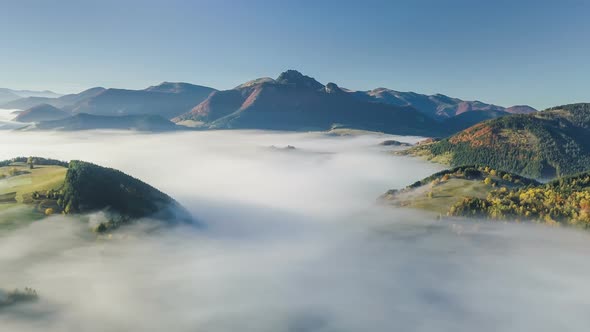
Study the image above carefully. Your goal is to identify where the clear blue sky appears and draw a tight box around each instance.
[1,0,588,109]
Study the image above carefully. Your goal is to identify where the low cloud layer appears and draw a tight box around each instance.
[0,109,28,130]
[0,130,589,332]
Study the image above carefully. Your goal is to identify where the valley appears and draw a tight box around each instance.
[1,129,589,332]
[3,2,589,331]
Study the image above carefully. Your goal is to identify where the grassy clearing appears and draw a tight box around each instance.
[396,144,453,165]
[0,165,67,203]
[391,178,491,214]
[0,165,67,228]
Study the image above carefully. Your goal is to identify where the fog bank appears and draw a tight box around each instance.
[0,130,589,332]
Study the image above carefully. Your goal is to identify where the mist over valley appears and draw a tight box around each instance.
[1,130,589,331]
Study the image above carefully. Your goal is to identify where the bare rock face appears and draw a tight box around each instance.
[276,70,324,90]
[324,82,344,94]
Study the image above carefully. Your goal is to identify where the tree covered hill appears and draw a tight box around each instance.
[381,165,590,228]
[0,158,192,231]
[449,171,590,227]
[401,103,590,178]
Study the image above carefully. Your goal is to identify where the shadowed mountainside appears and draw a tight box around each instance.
[13,104,70,122]
[29,113,182,131]
[173,70,445,135]
[1,87,106,110]
[67,83,215,119]
[2,83,215,120]
[2,71,535,134]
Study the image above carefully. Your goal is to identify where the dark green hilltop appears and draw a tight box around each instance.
[0,157,192,232]
[401,103,590,178]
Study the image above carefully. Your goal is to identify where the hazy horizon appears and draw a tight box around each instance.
[0,70,568,111]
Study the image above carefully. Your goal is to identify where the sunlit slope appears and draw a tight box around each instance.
[381,166,537,215]
[382,165,590,227]
[386,178,490,214]
[0,164,67,207]
[0,158,192,231]
[401,103,590,178]
[0,162,67,228]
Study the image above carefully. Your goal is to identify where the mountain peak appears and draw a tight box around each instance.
[276,70,324,90]
[235,77,275,89]
[27,103,61,111]
[324,82,343,94]
[505,105,537,114]
[14,103,70,123]
[145,82,215,94]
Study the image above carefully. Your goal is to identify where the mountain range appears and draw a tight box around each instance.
[29,113,180,132]
[174,71,441,135]
[2,83,215,120]
[351,88,536,119]
[1,87,107,110]
[0,70,536,135]
[0,88,61,104]
[171,70,535,134]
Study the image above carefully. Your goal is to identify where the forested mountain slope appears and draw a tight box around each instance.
[401,103,590,178]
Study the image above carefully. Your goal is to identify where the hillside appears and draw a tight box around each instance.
[0,158,192,231]
[0,89,21,104]
[381,165,590,227]
[67,83,215,119]
[401,103,590,178]
[1,73,533,130]
[381,166,539,214]
[174,70,444,135]
[0,88,61,98]
[505,105,538,114]
[31,113,181,131]
[1,83,214,120]
[448,172,590,227]
[61,160,192,230]
[442,109,510,132]
[13,104,70,122]
[0,87,106,110]
[351,88,536,119]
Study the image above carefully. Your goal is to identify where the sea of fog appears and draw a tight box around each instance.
[1,129,589,332]
[0,109,29,130]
